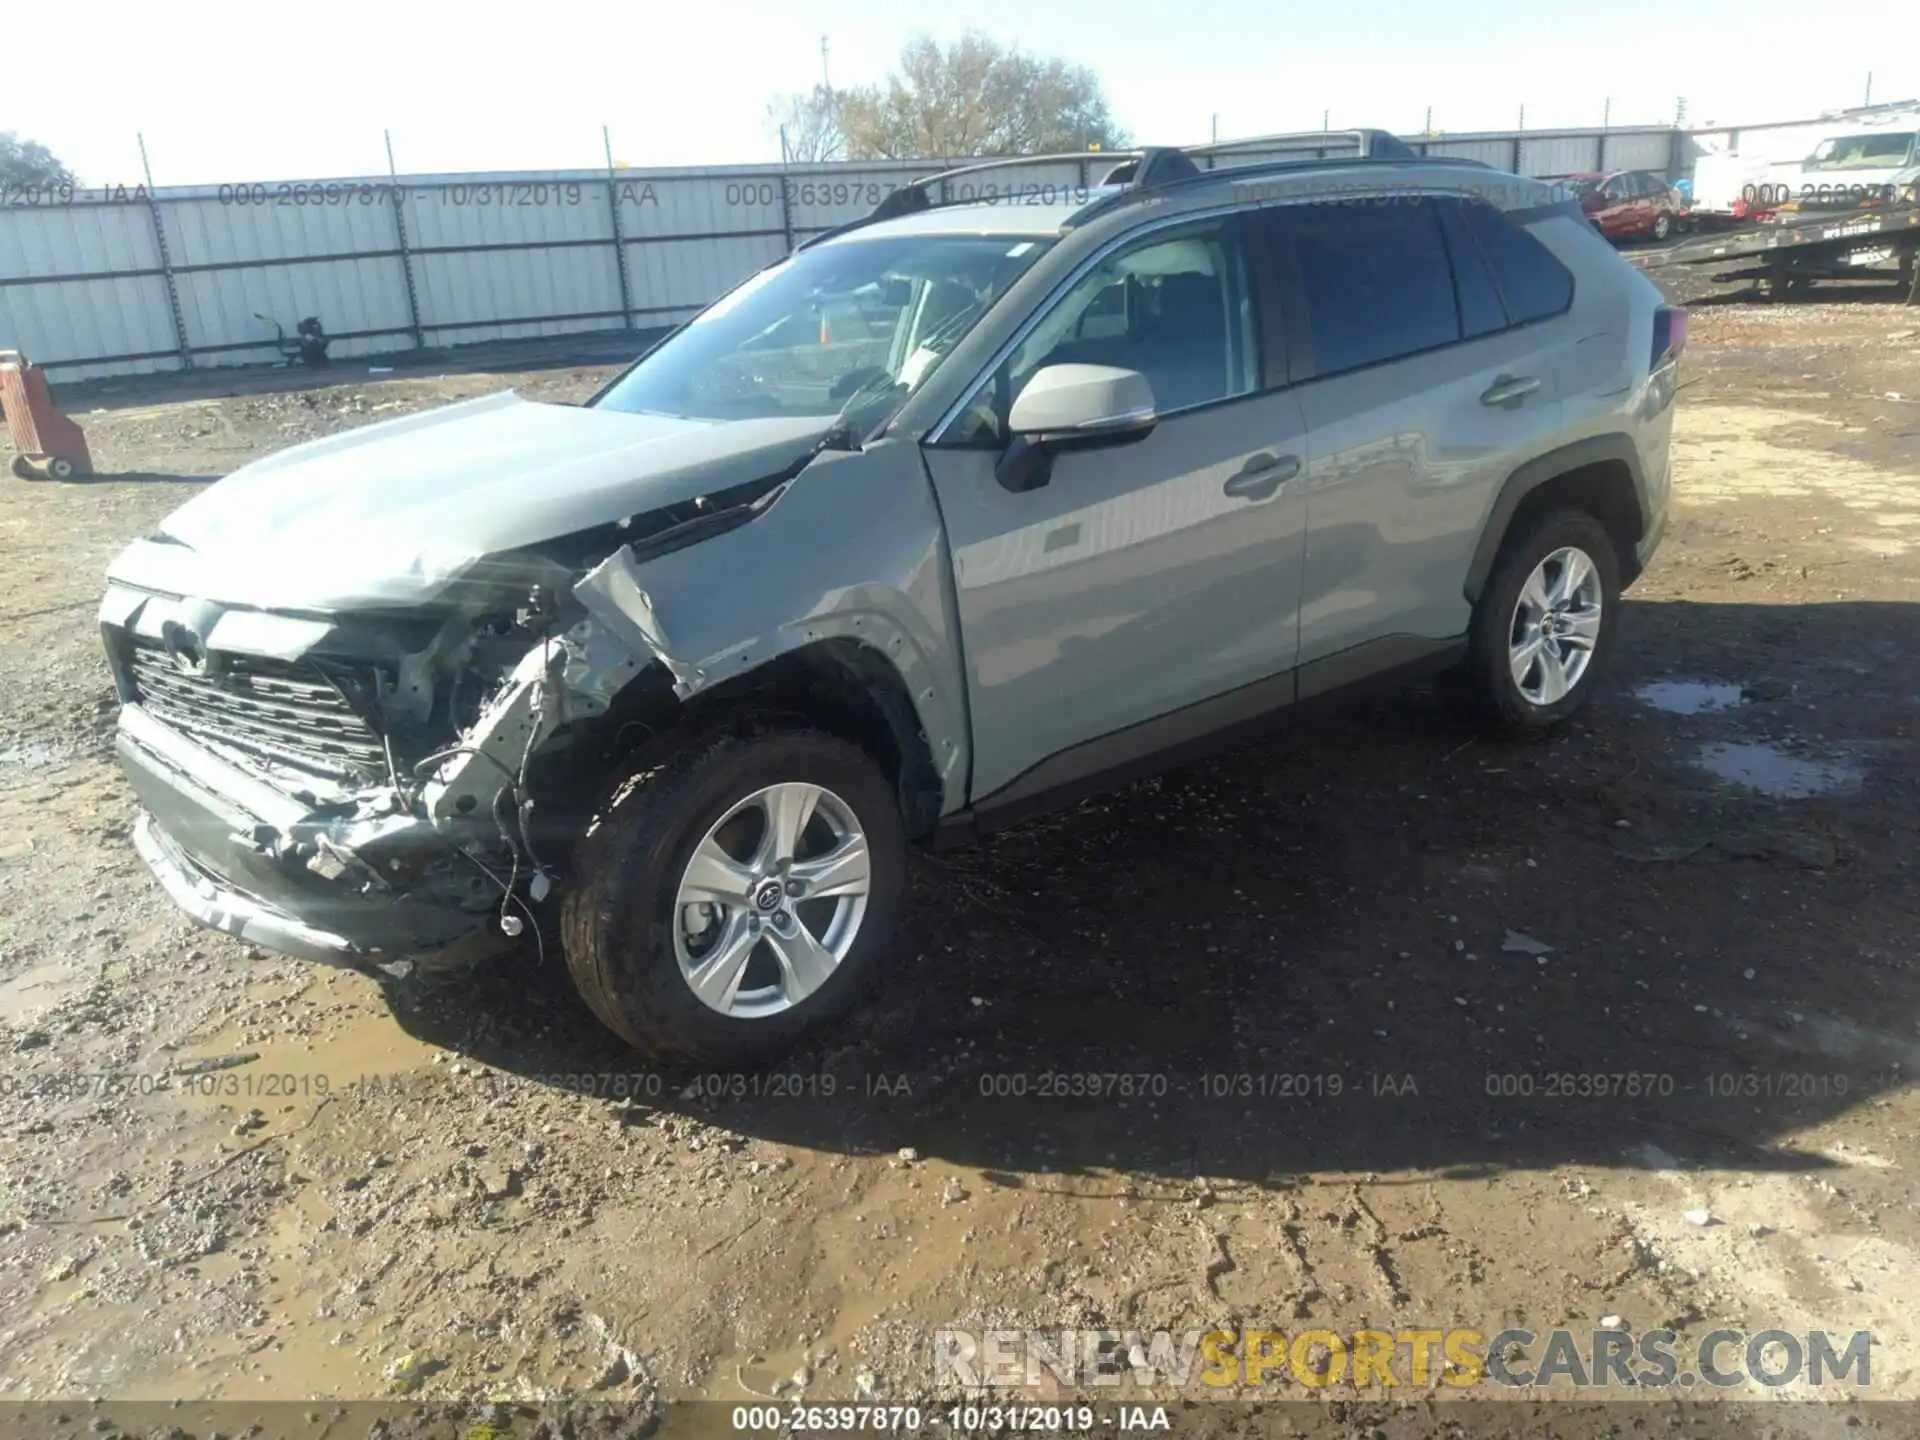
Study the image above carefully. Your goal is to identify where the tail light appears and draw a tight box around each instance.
[1653,305,1687,368]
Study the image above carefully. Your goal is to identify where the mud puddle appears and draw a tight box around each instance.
[1691,741,1864,797]
[0,738,68,777]
[707,1158,997,1401]
[1635,679,1750,714]
[0,958,90,1024]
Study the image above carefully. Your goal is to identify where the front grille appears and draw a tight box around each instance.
[126,638,389,784]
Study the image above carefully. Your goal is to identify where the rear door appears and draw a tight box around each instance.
[919,213,1311,806]
[1595,175,1632,235]
[1260,195,1572,682]
[1631,172,1663,230]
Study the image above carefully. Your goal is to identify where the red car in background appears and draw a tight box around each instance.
[1550,170,1686,242]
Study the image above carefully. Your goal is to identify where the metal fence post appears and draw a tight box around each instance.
[137,134,192,372]
[604,126,636,330]
[385,132,424,349]
[778,169,796,255]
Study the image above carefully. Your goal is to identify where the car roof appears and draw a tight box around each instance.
[819,194,1120,243]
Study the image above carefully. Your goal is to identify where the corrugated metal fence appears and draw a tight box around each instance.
[0,126,1679,381]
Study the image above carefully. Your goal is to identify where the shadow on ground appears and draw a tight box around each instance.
[386,597,1920,1188]
[1679,279,1919,309]
[2,463,219,487]
[70,470,217,486]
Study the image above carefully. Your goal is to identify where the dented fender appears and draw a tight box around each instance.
[573,439,972,815]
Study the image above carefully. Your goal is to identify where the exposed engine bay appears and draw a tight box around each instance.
[99,475,795,968]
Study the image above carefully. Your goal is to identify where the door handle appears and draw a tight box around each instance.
[1480,374,1541,408]
[1223,452,1301,501]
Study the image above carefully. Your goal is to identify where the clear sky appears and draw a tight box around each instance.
[9,0,1912,186]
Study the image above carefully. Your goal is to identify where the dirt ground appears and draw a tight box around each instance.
[2,265,1918,1437]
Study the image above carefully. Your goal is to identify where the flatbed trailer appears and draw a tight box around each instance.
[1628,203,1920,302]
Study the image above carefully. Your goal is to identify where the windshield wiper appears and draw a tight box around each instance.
[817,375,908,453]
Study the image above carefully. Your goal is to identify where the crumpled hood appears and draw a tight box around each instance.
[113,390,831,611]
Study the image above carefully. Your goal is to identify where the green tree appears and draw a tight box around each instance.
[837,32,1128,160]
[0,132,76,187]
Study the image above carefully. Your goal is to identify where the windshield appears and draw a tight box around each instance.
[593,232,1054,425]
[1805,132,1917,171]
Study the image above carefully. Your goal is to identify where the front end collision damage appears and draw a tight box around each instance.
[106,438,968,970]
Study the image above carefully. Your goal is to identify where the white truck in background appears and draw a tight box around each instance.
[1691,103,1920,219]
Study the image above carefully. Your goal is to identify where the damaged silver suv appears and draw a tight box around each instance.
[101,133,1681,1064]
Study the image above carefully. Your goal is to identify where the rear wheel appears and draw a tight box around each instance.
[11,455,38,480]
[1456,509,1622,733]
[561,727,907,1066]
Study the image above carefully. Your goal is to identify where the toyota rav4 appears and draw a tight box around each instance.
[100,133,1681,1065]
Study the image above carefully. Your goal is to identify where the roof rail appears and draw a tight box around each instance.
[799,128,1463,249]
[795,149,1140,250]
[1187,127,1419,161]
[1063,136,1493,228]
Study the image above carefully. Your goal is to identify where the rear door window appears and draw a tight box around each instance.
[1272,198,1461,377]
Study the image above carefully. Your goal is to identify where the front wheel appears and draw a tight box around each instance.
[1652,212,1673,242]
[561,727,907,1066]
[1456,509,1622,733]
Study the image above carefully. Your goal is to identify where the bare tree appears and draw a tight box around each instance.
[836,32,1128,160]
[767,86,846,165]
[0,132,76,187]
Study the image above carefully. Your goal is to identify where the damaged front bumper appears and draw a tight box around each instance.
[117,702,509,970]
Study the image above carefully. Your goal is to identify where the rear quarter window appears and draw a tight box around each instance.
[1462,202,1575,324]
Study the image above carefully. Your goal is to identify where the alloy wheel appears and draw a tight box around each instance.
[1508,546,1604,706]
[671,782,871,1018]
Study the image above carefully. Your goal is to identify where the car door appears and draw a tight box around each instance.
[1260,195,1569,686]
[919,213,1310,808]
[1595,175,1631,235]
[1630,173,1662,231]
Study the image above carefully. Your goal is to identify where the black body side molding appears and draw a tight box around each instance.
[1463,433,1646,604]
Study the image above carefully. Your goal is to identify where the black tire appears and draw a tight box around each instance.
[560,726,907,1066]
[1652,212,1673,242]
[11,455,38,481]
[1457,508,1622,734]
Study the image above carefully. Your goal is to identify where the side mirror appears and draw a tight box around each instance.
[997,364,1158,493]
